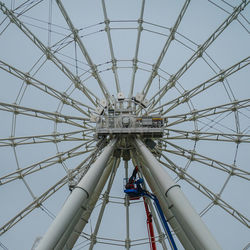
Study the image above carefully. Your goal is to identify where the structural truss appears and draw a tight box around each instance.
[0,0,249,249]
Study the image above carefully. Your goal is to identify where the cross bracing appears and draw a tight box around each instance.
[0,1,249,249]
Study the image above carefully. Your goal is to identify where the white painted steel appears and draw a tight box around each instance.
[132,151,195,249]
[134,138,222,250]
[36,139,117,250]
[132,156,168,250]
[89,157,120,249]
[62,157,117,249]
[56,0,111,103]
[0,1,249,249]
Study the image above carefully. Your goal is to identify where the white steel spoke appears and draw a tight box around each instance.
[0,2,99,106]
[0,59,94,116]
[56,0,111,102]
[143,0,191,97]
[0,101,89,128]
[36,139,117,249]
[163,128,250,143]
[61,156,116,249]
[128,0,145,99]
[0,141,94,186]
[0,152,96,236]
[89,157,120,249]
[0,130,89,147]
[148,1,249,109]
[0,1,249,249]
[162,140,249,180]
[163,98,250,127]
[152,56,250,114]
[101,0,121,93]
[208,0,250,33]
[197,111,238,134]
[14,0,44,15]
[0,175,67,236]
[158,153,250,228]
[0,0,44,37]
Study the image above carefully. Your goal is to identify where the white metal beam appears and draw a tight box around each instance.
[0,2,98,106]
[150,56,250,114]
[149,1,249,110]
[0,101,89,128]
[0,130,87,147]
[131,151,195,249]
[0,59,94,115]
[163,98,250,127]
[101,0,121,93]
[89,157,120,249]
[143,0,191,97]
[128,0,145,99]
[56,0,111,103]
[36,138,117,250]
[158,151,250,228]
[134,138,222,250]
[0,142,93,186]
[62,157,119,249]
[162,128,250,143]
[163,140,249,179]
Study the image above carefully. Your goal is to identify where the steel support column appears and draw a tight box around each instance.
[131,154,168,249]
[36,139,117,250]
[134,138,222,250]
[132,152,194,249]
[62,157,118,249]
[89,157,120,249]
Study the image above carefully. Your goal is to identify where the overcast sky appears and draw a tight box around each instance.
[0,0,249,249]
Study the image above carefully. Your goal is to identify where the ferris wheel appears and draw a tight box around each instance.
[0,0,249,249]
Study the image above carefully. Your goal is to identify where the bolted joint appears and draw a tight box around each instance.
[138,18,143,24]
[72,28,78,40]
[234,135,242,144]
[45,48,52,60]
[61,92,69,104]
[24,73,31,85]
[132,58,138,70]
[111,58,117,67]
[125,238,131,249]
[197,45,203,57]
[124,196,130,207]
[137,25,143,32]
[213,194,220,205]
[178,169,185,179]
[103,191,110,203]
[91,64,98,79]
[104,18,110,25]
[230,164,236,176]
[74,77,81,89]
[90,234,97,245]
[169,27,176,40]
[152,64,158,78]
[189,150,196,161]
[158,232,165,243]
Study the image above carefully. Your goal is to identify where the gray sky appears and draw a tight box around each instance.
[0,0,249,249]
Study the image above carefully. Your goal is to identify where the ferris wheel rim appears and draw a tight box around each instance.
[0,0,249,249]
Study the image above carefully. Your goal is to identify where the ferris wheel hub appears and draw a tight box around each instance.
[93,97,164,138]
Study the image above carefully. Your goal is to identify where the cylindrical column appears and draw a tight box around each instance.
[36,139,117,250]
[136,155,195,249]
[89,157,120,250]
[134,138,221,250]
[62,157,117,249]
[131,153,169,250]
